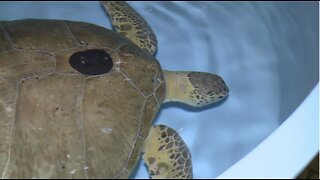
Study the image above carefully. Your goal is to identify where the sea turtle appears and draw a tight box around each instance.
[0,1,229,179]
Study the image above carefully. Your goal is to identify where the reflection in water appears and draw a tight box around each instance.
[0,1,318,179]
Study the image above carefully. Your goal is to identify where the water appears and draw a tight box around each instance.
[0,1,318,178]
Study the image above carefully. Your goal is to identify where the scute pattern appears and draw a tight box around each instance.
[0,23,12,51]
[66,21,127,49]
[0,19,165,178]
[0,51,55,79]
[115,43,163,97]
[3,74,85,179]
[0,78,17,177]
[155,82,166,104]
[140,95,158,139]
[82,72,145,178]
[2,20,78,51]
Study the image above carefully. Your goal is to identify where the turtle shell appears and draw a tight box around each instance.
[0,19,166,178]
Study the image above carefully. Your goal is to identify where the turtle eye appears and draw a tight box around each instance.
[69,49,113,75]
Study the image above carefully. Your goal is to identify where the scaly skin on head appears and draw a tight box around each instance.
[163,70,229,107]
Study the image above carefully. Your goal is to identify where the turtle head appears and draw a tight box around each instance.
[163,70,229,107]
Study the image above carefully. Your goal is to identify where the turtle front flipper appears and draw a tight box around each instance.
[143,125,193,179]
[101,1,158,56]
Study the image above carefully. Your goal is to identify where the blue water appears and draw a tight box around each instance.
[0,1,318,179]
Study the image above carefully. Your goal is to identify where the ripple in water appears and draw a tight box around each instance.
[128,2,318,178]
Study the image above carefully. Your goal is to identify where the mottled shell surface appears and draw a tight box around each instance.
[0,19,166,178]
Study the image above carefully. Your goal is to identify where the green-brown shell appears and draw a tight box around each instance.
[0,19,166,178]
